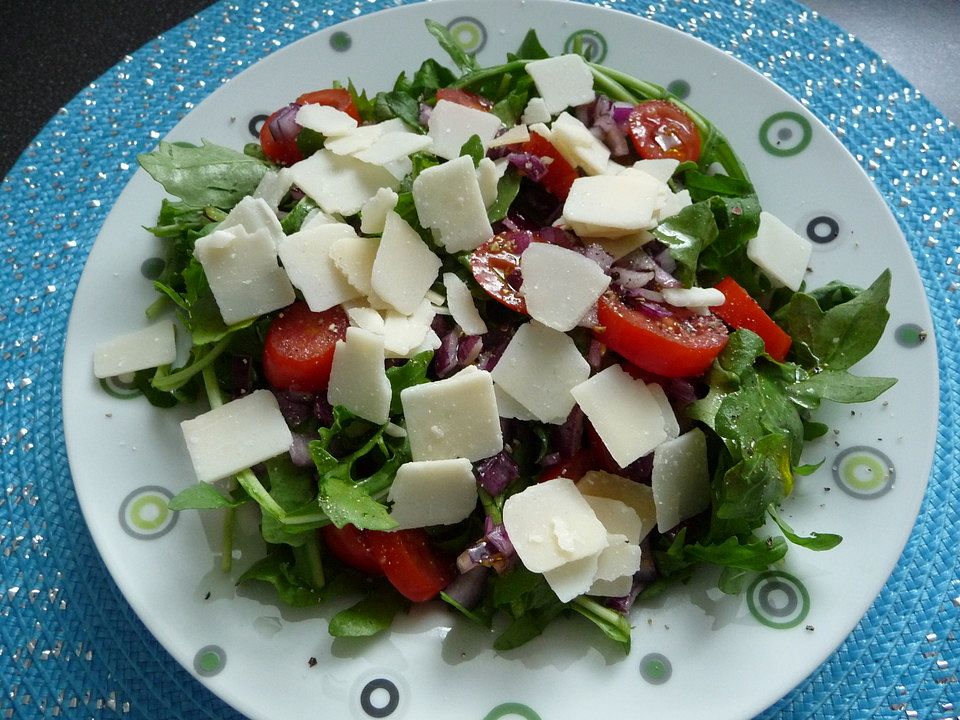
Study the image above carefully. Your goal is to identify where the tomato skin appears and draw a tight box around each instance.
[320,524,383,576]
[365,529,455,602]
[517,133,578,200]
[538,448,596,483]
[262,302,349,393]
[469,231,539,313]
[595,293,728,378]
[259,106,304,166]
[296,88,361,122]
[712,276,792,361]
[627,100,701,163]
[435,87,493,112]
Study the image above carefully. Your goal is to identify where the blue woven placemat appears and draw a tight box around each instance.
[1,0,957,717]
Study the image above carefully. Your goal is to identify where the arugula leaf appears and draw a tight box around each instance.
[280,197,319,235]
[238,549,321,607]
[487,170,522,223]
[570,597,631,653]
[409,58,457,97]
[510,29,550,60]
[260,457,318,546]
[681,169,754,201]
[138,140,268,208]
[373,89,422,130]
[167,482,248,511]
[328,590,408,637]
[425,19,480,73]
[490,75,535,125]
[317,475,398,531]
[680,533,789,572]
[385,351,433,415]
[768,506,842,551]
[345,79,377,123]
[652,201,718,286]
[295,127,325,157]
[459,134,485,167]
[786,369,896,408]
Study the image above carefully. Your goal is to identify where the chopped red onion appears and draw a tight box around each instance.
[418,102,432,127]
[557,405,585,458]
[507,152,549,182]
[485,523,514,556]
[434,329,459,378]
[474,450,519,496]
[457,335,483,366]
[288,433,313,467]
[635,301,674,319]
[654,246,678,274]
[477,327,514,371]
[537,225,577,249]
[632,288,665,303]
[617,248,656,272]
[575,102,592,125]
[580,243,614,272]
[507,230,534,254]
[587,338,605,371]
[663,377,699,408]
[611,102,635,125]
[313,394,333,426]
[267,102,301,142]
[540,452,561,468]
[444,566,488,608]
[273,390,314,428]
[604,125,629,157]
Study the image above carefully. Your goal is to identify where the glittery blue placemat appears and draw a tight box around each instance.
[2,0,957,717]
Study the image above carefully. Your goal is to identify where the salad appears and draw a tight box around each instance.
[92,21,896,653]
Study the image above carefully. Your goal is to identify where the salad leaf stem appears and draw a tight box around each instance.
[449,60,531,90]
[571,596,631,652]
[221,507,236,573]
[153,335,231,392]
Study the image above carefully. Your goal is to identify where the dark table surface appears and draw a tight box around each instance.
[2,0,958,178]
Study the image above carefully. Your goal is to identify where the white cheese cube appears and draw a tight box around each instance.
[490,321,590,424]
[583,496,644,545]
[493,384,538,421]
[278,223,362,312]
[219,195,285,251]
[327,327,392,425]
[252,168,293,210]
[354,131,434,166]
[520,243,610,332]
[359,187,399,234]
[543,553,601,603]
[295,103,358,136]
[661,286,725,308]
[521,97,552,125]
[287,149,400,217]
[387,458,478,529]
[194,227,295,325]
[571,364,667,467]
[488,124,531,149]
[324,119,406,156]
[525,55,595,114]
[346,305,385,335]
[476,157,501,209]
[632,159,680,184]
[562,174,665,238]
[93,321,177,378]
[502,477,608,573]
[381,299,435,356]
[443,272,487,336]
[657,189,693,221]
[651,428,711,532]
[747,211,813,291]
[180,389,292,483]
[588,537,643,597]
[400,366,502,462]
[550,112,611,176]
[646,383,680,440]
[371,212,441,315]
[577,470,657,543]
[427,100,503,160]
[412,155,493,252]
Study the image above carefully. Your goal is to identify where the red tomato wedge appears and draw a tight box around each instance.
[259,106,303,166]
[320,524,383,576]
[262,302,349,392]
[712,276,792,361]
[469,231,540,313]
[595,293,728,378]
[435,87,493,112]
[627,100,702,163]
[365,529,455,602]
[538,448,596,483]
[296,88,361,122]
[517,133,579,200]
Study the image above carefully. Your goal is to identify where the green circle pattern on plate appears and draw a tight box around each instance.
[330,30,352,52]
[747,571,811,630]
[98,374,141,399]
[482,702,542,720]
[895,323,929,348]
[563,29,607,62]
[759,111,814,157]
[833,446,896,499]
[193,645,227,678]
[639,653,673,685]
[119,486,177,539]
[666,79,691,100]
[445,16,486,55]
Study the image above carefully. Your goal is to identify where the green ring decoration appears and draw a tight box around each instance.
[759,111,813,157]
[119,486,177,539]
[833,446,896,498]
[193,645,226,677]
[640,653,673,685]
[564,29,608,62]
[445,17,486,55]
[483,702,543,720]
[747,571,811,629]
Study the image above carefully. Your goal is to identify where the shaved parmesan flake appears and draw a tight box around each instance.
[583,496,644,545]
[646,383,680,440]
[502,477,607,573]
[651,428,710,533]
[327,327,391,425]
[593,231,654,261]
[520,243,610,331]
[387,458,478,529]
[427,100,502,160]
[324,119,406,156]
[93,321,176,378]
[550,112,611,176]
[488,125,531,148]
[543,553,600,603]
[577,471,657,543]
[747,211,813,291]
[632,158,680,184]
[194,227,295,325]
[300,208,340,230]
[493,384,538,421]
[562,174,666,238]
[382,299,435,356]
[252,168,293,210]
[371,212,441,315]
[589,538,643,597]
[295,103,358,136]
[328,235,384,305]
[412,155,493,253]
[443,272,487,336]
[287,149,400,216]
[490,321,590,424]
[401,366,502,462]
[571,364,667,467]
[658,189,693,221]
[180,389,292,483]
[476,157,501,209]
[354,132,434,166]
[359,187,399,234]
[525,55,595,114]
[278,223,361,312]
[219,195,285,250]
[661,286,725,308]
[387,328,441,359]
[345,306,385,335]
[521,97,552,125]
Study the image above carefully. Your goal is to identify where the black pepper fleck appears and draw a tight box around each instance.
[308,657,317,668]
[204,591,211,600]
[805,625,815,631]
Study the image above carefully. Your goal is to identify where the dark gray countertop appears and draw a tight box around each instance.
[1,0,957,178]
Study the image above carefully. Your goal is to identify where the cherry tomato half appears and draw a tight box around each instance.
[469,231,542,313]
[538,448,596,483]
[435,87,494,112]
[365,529,455,602]
[627,100,702,163]
[595,293,728,378]
[712,276,792,361]
[296,88,361,122]
[262,302,349,392]
[320,524,383,576]
[259,105,303,166]
[517,133,579,200]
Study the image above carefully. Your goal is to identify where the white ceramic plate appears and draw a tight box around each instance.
[62,1,939,718]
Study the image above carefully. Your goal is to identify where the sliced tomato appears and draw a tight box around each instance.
[469,231,539,313]
[538,448,596,483]
[435,87,493,112]
[320,524,383,576]
[262,302,349,392]
[627,100,701,163]
[712,276,792,361]
[517,133,579,200]
[296,88,361,122]
[595,293,728,378]
[259,106,303,166]
[365,529,455,602]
